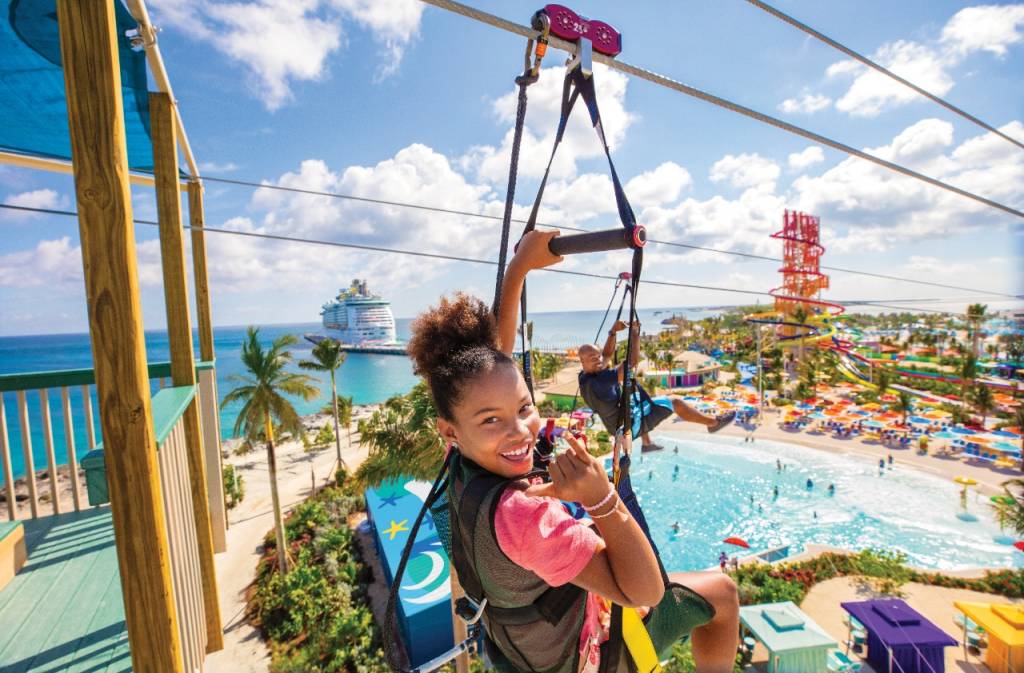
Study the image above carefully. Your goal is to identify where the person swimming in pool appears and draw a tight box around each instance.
[577,320,734,451]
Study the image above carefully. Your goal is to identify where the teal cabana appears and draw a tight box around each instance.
[740,601,838,673]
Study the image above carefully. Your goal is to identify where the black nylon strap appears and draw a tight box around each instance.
[492,79,532,319]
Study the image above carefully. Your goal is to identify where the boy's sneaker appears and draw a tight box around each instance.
[641,443,664,452]
[708,411,736,434]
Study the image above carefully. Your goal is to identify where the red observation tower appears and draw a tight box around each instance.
[770,210,844,341]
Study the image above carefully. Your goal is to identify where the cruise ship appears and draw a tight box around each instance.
[320,279,398,345]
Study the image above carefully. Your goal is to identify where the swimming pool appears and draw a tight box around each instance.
[630,435,1020,572]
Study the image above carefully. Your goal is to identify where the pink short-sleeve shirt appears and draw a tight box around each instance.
[493,485,606,670]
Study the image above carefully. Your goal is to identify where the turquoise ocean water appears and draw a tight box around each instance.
[0,306,719,483]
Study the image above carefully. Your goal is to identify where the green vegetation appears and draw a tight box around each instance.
[731,549,1024,605]
[222,327,321,575]
[355,381,445,490]
[223,464,244,509]
[250,484,386,673]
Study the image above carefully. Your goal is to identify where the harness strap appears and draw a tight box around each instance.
[622,606,662,673]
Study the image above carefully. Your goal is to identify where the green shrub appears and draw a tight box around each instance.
[223,464,245,509]
[251,486,384,672]
[313,422,335,449]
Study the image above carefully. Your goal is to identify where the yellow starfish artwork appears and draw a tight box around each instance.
[382,519,410,541]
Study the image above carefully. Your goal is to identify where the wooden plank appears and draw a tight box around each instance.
[188,181,215,363]
[81,386,96,451]
[39,390,61,516]
[61,387,83,511]
[158,428,193,673]
[198,369,227,552]
[0,511,109,660]
[1,395,16,521]
[151,91,222,653]
[15,391,38,519]
[7,519,118,671]
[56,1,182,670]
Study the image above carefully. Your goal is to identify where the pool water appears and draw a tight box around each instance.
[629,435,1020,572]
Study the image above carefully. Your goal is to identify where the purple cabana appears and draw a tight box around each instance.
[841,599,958,673]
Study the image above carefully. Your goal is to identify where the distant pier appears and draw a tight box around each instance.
[304,333,408,355]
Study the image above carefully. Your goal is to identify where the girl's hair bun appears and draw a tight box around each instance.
[407,293,510,420]
[407,292,497,377]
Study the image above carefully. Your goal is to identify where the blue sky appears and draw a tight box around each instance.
[1,0,1022,336]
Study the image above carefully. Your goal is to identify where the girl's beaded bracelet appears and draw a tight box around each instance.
[582,487,615,513]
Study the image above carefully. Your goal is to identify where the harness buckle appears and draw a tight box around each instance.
[455,596,488,625]
[565,36,593,78]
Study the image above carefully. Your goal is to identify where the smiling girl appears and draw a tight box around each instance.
[406,231,738,673]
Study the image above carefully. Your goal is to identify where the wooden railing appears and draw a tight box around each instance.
[153,385,208,673]
[0,360,226,544]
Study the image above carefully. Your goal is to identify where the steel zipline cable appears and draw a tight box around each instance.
[199,174,1022,300]
[415,0,1024,224]
[0,202,1006,315]
[742,0,1024,154]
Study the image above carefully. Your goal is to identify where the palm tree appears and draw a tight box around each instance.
[994,478,1024,536]
[662,352,676,374]
[1014,407,1024,470]
[875,369,891,399]
[299,337,348,475]
[895,390,914,426]
[355,382,445,489]
[966,303,988,357]
[959,353,978,402]
[221,327,320,575]
[971,384,995,427]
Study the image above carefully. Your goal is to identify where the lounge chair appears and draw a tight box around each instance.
[828,649,863,673]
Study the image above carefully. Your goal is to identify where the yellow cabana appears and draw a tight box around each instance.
[954,602,1024,673]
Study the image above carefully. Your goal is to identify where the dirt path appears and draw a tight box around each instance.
[204,411,373,673]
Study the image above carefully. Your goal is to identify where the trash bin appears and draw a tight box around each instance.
[81,448,109,506]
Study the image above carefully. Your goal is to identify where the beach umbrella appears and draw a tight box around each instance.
[723,536,750,548]
[951,427,977,435]
[1015,541,1024,552]
[992,495,1015,506]
[954,477,978,486]
[861,402,882,411]
[850,409,870,416]
[932,431,957,440]
[909,416,932,425]
[862,420,885,429]
[992,441,1021,453]
[808,412,829,420]
[994,429,1022,438]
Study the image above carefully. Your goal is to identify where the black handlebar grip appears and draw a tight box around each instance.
[548,226,646,256]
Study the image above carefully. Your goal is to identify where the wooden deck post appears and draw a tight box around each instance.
[56,2,182,672]
[151,92,224,653]
[188,181,229,550]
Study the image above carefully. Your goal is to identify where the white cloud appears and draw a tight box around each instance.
[1,189,64,219]
[198,161,240,173]
[0,237,81,287]
[941,4,1024,57]
[778,91,831,115]
[147,0,423,110]
[463,64,636,184]
[203,144,502,297]
[624,162,692,209]
[709,153,780,190]
[902,255,974,276]
[788,146,825,171]
[825,4,1024,118]
[792,119,1024,252]
[328,0,423,78]
[829,41,954,117]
